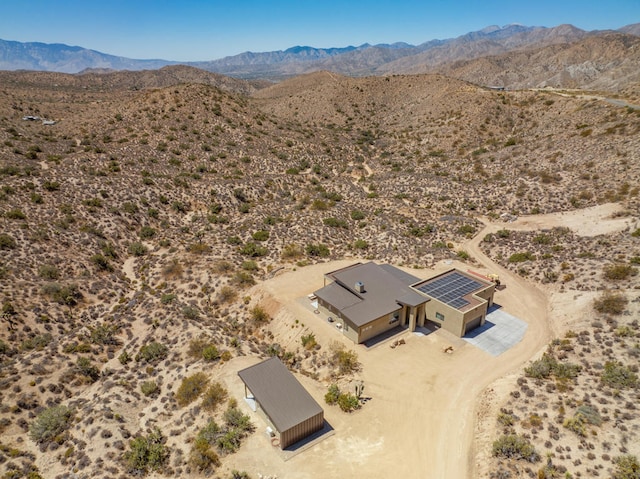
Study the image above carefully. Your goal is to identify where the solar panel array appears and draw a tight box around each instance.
[415,272,483,309]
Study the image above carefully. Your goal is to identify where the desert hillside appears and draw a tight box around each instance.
[0,69,638,479]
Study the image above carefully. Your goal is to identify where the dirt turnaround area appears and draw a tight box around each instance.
[215,204,632,479]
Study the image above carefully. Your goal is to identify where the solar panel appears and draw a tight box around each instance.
[415,271,483,309]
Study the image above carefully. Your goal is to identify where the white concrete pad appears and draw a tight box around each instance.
[463,306,528,356]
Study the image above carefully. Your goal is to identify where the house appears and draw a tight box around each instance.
[313,262,495,343]
[237,357,324,449]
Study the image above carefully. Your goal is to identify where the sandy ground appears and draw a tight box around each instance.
[214,203,632,479]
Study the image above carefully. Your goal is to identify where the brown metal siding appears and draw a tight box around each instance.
[280,411,324,449]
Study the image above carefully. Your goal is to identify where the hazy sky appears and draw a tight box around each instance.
[1,0,638,61]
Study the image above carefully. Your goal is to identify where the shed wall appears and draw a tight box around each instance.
[279,411,324,449]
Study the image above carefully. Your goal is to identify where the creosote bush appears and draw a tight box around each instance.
[492,434,540,463]
[250,305,270,323]
[29,405,74,444]
[176,372,209,407]
[603,264,638,281]
[593,291,628,315]
[201,382,228,412]
[612,455,640,479]
[601,361,638,389]
[124,428,168,474]
[136,341,168,364]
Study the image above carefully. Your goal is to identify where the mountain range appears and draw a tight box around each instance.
[1,23,639,90]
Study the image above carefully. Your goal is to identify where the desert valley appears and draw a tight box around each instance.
[1,24,640,479]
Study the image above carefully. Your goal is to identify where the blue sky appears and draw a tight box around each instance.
[1,0,638,61]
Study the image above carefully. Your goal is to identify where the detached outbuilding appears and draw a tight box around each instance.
[237,357,324,449]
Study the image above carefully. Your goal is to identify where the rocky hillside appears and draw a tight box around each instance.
[0,70,638,478]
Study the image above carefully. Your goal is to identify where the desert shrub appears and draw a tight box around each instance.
[496,229,511,238]
[162,259,183,279]
[524,353,580,380]
[323,217,348,228]
[160,293,175,304]
[615,325,634,337]
[124,428,168,474]
[306,243,330,257]
[118,350,131,364]
[139,226,156,239]
[76,357,100,382]
[353,239,369,249]
[38,264,59,279]
[141,381,159,397]
[232,271,256,286]
[241,260,258,271]
[42,180,60,191]
[136,341,168,364]
[325,384,341,405]
[42,282,82,306]
[492,434,540,463]
[223,405,254,433]
[5,208,26,220]
[0,339,9,355]
[508,251,536,263]
[601,361,638,389]
[201,382,228,412]
[603,264,638,281]
[89,323,120,345]
[29,405,74,444]
[251,230,269,241]
[239,242,267,257]
[575,405,602,426]
[230,471,251,479]
[497,411,516,427]
[593,291,628,315]
[90,254,112,272]
[190,436,221,472]
[563,415,587,437]
[250,305,270,322]
[182,305,200,320]
[187,242,211,255]
[218,286,237,304]
[533,234,552,245]
[337,392,360,412]
[350,210,365,220]
[215,405,254,454]
[612,455,640,479]
[281,243,303,259]
[176,372,209,407]
[20,333,53,351]
[301,333,317,350]
[330,342,360,375]
[188,336,220,361]
[457,224,476,235]
[128,242,148,256]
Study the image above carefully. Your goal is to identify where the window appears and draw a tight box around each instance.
[389,311,400,324]
[435,312,445,321]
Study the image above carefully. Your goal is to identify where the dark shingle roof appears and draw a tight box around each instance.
[237,358,323,433]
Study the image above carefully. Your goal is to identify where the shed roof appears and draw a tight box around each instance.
[315,262,428,327]
[237,358,323,433]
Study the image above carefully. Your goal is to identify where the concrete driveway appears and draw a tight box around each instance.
[463,304,528,356]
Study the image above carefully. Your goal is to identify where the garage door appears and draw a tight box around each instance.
[465,316,483,335]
